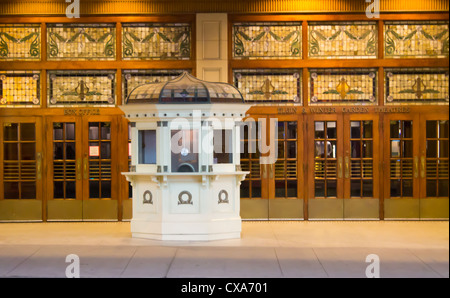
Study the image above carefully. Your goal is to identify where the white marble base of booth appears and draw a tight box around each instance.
[131,218,241,241]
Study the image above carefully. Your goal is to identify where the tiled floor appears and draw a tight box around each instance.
[0,221,448,278]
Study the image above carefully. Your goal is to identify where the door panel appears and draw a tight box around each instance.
[307,114,344,219]
[0,118,43,221]
[343,114,380,219]
[240,115,303,220]
[46,117,83,220]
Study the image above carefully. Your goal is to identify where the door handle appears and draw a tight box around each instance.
[420,156,426,179]
[414,156,419,178]
[261,164,266,179]
[338,156,343,179]
[76,158,82,180]
[83,157,88,179]
[344,156,350,179]
[36,152,42,180]
[269,163,274,179]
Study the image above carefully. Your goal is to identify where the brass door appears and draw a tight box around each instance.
[307,113,380,219]
[307,114,344,219]
[240,114,303,220]
[343,114,380,219]
[0,117,43,221]
[419,114,449,219]
[46,115,119,221]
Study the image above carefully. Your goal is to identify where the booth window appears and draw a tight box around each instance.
[214,129,233,164]
[171,130,199,172]
[138,130,156,164]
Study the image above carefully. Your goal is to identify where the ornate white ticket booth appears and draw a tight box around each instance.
[120,72,249,240]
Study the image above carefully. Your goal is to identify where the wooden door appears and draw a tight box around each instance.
[0,117,43,221]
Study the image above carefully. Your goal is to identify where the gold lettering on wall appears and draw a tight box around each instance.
[64,108,100,116]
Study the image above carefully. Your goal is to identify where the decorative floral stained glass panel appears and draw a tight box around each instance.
[122,69,190,100]
[233,22,301,59]
[308,22,377,59]
[384,21,449,58]
[47,24,115,60]
[122,23,191,60]
[309,69,377,105]
[47,70,115,106]
[0,71,40,107]
[385,68,449,104]
[233,69,301,103]
[0,24,40,60]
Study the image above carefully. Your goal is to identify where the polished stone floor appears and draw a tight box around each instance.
[0,221,448,278]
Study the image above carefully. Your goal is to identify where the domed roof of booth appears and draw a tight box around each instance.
[126,71,245,104]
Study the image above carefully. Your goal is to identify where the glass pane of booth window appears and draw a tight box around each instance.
[0,71,40,107]
[47,23,115,60]
[122,23,191,60]
[426,121,449,198]
[389,120,414,197]
[233,22,301,59]
[0,24,40,60]
[309,68,377,105]
[47,70,115,106]
[214,130,233,164]
[3,123,37,199]
[122,69,189,101]
[384,68,449,104]
[233,69,301,103]
[138,130,157,164]
[314,121,337,198]
[88,122,112,199]
[384,21,449,58]
[52,123,77,199]
[171,130,199,173]
[308,21,377,59]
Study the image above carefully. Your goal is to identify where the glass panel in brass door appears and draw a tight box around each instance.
[46,118,83,221]
[0,120,42,221]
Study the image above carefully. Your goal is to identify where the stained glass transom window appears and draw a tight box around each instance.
[47,70,115,106]
[384,21,449,58]
[122,69,190,100]
[233,22,301,59]
[0,24,40,61]
[233,69,301,103]
[309,68,377,105]
[308,21,377,59]
[122,23,191,60]
[47,24,115,60]
[385,68,449,104]
[0,71,40,107]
